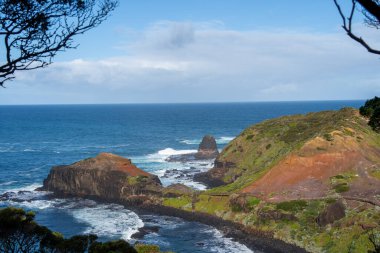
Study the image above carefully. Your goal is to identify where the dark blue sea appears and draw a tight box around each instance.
[0,101,363,252]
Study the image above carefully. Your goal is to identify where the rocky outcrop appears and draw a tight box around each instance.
[41,153,162,200]
[195,135,219,159]
[166,135,219,162]
[316,200,346,226]
[193,160,236,188]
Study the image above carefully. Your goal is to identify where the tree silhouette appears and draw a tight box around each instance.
[334,0,380,55]
[0,0,118,87]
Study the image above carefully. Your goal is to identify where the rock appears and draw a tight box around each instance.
[316,200,346,226]
[193,168,228,188]
[131,226,160,239]
[41,153,162,200]
[194,135,219,159]
[193,160,236,188]
[167,135,219,162]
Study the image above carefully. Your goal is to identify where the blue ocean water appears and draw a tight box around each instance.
[0,101,364,252]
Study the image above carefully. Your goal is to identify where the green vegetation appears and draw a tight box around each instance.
[370,167,380,180]
[360,96,380,133]
[330,173,357,193]
[369,108,380,133]
[276,200,307,212]
[135,244,174,253]
[0,207,170,253]
[333,183,350,193]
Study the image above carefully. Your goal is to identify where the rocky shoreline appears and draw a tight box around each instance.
[47,191,307,253]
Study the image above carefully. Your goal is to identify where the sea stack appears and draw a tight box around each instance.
[41,153,162,200]
[194,135,219,159]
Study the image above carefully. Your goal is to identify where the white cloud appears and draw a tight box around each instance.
[2,21,380,104]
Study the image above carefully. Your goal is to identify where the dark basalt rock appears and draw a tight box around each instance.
[193,160,237,188]
[131,226,160,239]
[166,135,219,162]
[316,200,346,226]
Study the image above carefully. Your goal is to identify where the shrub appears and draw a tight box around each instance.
[135,244,160,253]
[333,183,350,193]
[359,96,380,117]
[369,107,380,133]
[360,97,380,133]
[276,200,307,212]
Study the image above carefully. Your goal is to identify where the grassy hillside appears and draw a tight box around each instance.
[205,107,380,195]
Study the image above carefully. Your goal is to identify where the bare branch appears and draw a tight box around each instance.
[0,0,118,87]
[334,0,380,55]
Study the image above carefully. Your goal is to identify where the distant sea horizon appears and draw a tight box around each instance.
[0,99,366,106]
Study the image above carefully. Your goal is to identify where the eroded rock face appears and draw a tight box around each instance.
[41,153,162,200]
[316,200,346,226]
[195,135,219,159]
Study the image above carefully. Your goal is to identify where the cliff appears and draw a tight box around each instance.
[41,153,162,200]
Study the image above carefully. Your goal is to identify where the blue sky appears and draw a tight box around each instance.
[1,0,379,104]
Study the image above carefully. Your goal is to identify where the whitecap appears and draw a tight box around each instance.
[180,139,201,145]
[0,181,17,186]
[6,183,43,193]
[216,137,234,144]
[139,148,196,163]
[70,203,144,240]
[207,228,254,253]
[180,137,234,145]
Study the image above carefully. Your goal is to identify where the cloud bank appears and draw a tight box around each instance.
[1,21,380,104]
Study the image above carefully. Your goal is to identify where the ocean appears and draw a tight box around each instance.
[0,101,364,252]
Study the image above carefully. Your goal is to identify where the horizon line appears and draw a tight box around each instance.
[0,99,366,106]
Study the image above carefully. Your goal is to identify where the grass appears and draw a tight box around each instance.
[370,168,380,180]
[162,196,191,210]
[333,183,350,193]
[276,200,308,212]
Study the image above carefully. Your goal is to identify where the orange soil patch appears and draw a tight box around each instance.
[241,136,375,202]
[74,152,151,177]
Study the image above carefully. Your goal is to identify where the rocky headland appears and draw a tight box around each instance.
[40,108,380,253]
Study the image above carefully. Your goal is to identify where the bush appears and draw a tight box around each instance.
[359,96,380,117]
[369,107,380,133]
[135,244,160,253]
[276,200,307,212]
[333,183,349,193]
[360,97,380,133]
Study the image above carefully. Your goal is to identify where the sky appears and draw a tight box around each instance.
[0,0,379,104]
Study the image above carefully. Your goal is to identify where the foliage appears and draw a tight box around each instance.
[360,96,380,117]
[360,97,380,133]
[0,207,156,253]
[90,240,137,253]
[369,107,380,133]
[135,244,160,253]
[332,183,349,193]
[0,0,118,86]
[276,200,307,212]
